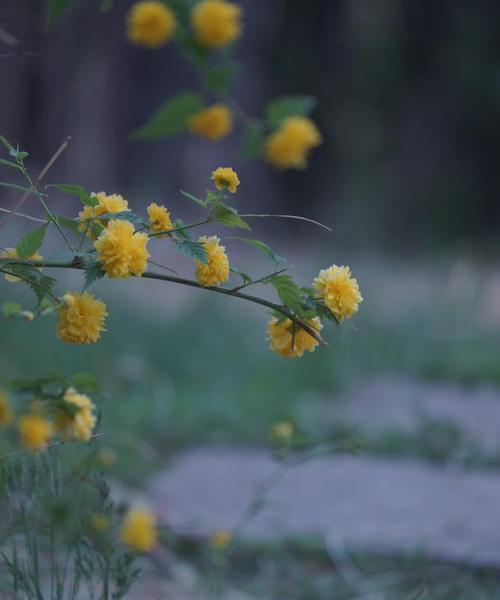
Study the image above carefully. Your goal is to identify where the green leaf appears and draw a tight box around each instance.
[49,184,96,206]
[56,216,80,233]
[265,95,317,127]
[203,63,239,94]
[83,259,105,289]
[179,189,206,208]
[241,122,266,161]
[173,218,192,241]
[228,237,282,264]
[29,275,56,305]
[213,204,250,230]
[48,0,73,23]
[174,240,208,263]
[2,302,22,317]
[72,372,100,393]
[0,134,13,151]
[16,225,48,258]
[131,92,204,140]
[230,268,252,285]
[266,274,305,315]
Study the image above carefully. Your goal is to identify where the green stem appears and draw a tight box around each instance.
[148,217,210,238]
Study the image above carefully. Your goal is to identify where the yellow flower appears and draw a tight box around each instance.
[189,104,233,141]
[265,116,322,169]
[191,0,242,48]
[78,192,129,239]
[271,421,294,443]
[57,291,107,345]
[127,1,177,48]
[210,166,240,193]
[147,202,173,237]
[98,447,117,468]
[0,247,42,282]
[94,220,149,278]
[195,236,229,287]
[0,390,12,426]
[90,513,109,533]
[210,529,232,551]
[312,265,362,322]
[55,387,96,442]
[267,316,322,358]
[120,507,158,552]
[19,414,52,452]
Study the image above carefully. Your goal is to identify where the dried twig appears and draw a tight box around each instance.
[0,136,71,231]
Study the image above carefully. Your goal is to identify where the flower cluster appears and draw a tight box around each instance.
[79,192,129,239]
[0,385,98,453]
[125,1,322,170]
[189,104,233,141]
[94,219,149,278]
[265,116,322,169]
[119,507,158,552]
[267,316,323,358]
[195,236,230,286]
[57,291,107,344]
[55,387,96,442]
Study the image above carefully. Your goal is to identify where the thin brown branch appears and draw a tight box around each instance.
[0,206,46,223]
[241,213,332,232]
[0,258,328,347]
[0,136,71,231]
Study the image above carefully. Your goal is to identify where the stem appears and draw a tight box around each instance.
[148,217,210,238]
[23,168,76,253]
[0,207,46,223]
[0,136,71,231]
[241,213,332,232]
[0,258,327,346]
[229,267,288,293]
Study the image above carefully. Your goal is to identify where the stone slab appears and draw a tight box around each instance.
[149,447,500,567]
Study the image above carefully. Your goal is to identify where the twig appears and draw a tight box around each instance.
[0,136,71,231]
[0,207,46,223]
[0,258,328,346]
[229,267,288,293]
[148,217,210,238]
[0,433,104,462]
[241,213,332,232]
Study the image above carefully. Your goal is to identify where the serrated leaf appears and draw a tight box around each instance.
[213,204,250,230]
[228,237,282,264]
[173,218,192,241]
[72,372,100,393]
[83,259,105,289]
[131,92,204,140]
[203,63,238,94]
[2,302,22,317]
[30,275,56,305]
[48,0,73,23]
[266,95,317,127]
[266,274,306,315]
[179,189,206,207]
[49,184,96,206]
[241,122,266,161]
[230,268,252,285]
[174,240,208,263]
[16,225,48,258]
[56,216,80,233]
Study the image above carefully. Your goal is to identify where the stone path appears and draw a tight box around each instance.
[149,447,500,567]
[330,376,500,452]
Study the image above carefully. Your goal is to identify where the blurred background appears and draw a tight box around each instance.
[2,1,500,598]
